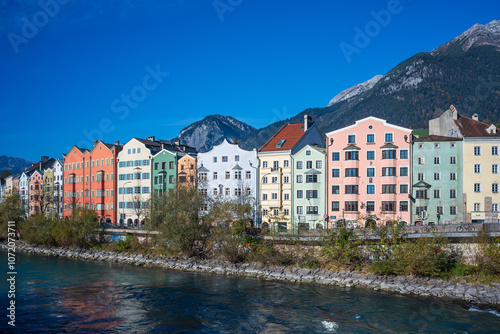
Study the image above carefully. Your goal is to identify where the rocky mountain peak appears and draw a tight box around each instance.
[432,20,500,53]
[327,74,383,106]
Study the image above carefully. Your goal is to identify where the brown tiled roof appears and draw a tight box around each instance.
[414,135,460,142]
[258,124,305,152]
[455,115,499,137]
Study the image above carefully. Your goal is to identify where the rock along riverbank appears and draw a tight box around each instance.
[3,242,500,309]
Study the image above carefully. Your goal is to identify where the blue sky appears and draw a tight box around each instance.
[1,0,499,162]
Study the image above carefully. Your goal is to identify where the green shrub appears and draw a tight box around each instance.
[369,260,404,276]
[19,214,56,246]
[322,227,363,266]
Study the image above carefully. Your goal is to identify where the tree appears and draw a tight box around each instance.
[0,170,11,180]
[0,191,25,239]
[131,194,148,228]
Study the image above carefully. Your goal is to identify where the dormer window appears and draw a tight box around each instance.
[276,139,286,148]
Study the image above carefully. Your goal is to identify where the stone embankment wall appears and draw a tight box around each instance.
[3,242,500,309]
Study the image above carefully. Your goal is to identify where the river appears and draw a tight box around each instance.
[1,251,499,333]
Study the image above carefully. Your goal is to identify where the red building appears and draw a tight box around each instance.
[28,170,44,216]
[63,140,122,224]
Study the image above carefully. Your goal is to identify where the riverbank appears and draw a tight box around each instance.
[4,242,500,309]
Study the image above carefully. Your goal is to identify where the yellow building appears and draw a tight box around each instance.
[257,115,324,231]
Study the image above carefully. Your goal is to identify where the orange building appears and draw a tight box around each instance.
[63,140,122,224]
[177,154,197,187]
[28,170,44,216]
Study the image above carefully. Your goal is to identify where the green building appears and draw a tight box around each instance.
[152,149,178,194]
[412,135,463,225]
[291,145,326,230]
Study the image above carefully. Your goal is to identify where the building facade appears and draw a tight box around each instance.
[196,139,259,221]
[28,170,44,216]
[152,149,178,195]
[326,116,412,227]
[291,145,326,230]
[19,172,29,218]
[177,154,197,187]
[258,115,324,231]
[412,136,463,225]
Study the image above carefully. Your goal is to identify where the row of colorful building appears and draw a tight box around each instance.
[1,105,499,230]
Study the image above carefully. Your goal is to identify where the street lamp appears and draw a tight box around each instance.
[122,181,132,227]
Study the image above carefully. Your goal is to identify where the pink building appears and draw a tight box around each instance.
[326,117,412,227]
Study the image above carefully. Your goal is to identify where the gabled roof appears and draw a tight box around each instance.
[197,165,209,172]
[343,144,361,151]
[456,114,499,137]
[259,124,306,152]
[380,143,399,149]
[304,168,321,175]
[413,181,431,188]
[232,163,242,170]
[414,135,460,142]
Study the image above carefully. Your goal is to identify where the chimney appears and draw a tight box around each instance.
[472,114,479,121]
[146,136,155,142]
[114,140,119,146]
[40,156,49,163]
[449,105,458,120]
[303,114,312,132]
[93,140,98,146]
[174,139,181,146]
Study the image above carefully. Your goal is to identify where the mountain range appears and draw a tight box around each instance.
[0,155,33,175]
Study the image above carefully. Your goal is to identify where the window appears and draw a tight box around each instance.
[434,172,440,181]
[367,151,375,160]
[296,161,303,169]
[284,193,290,201]
[273,161,279,170]
[418,144,424,149]
[305,175,317,183]
[271,193,278,200]
[284,160,289,168]
[296,175,303,183]
[271,176,278,183]
[437,206,443,215]
[450,172,456,180]
[400,167,408,176]
[169,161,174,169]
[399,201,408,212]
[450,189,456,198]
[367,168,375,177]
[434,189,440,198]
[474,183,481,193]
[276,139,286,148]
[262,193,268,201]
[225,188,230,196]
[225,171,230,179]
[367,185,375,194]
[222,156,228,162]
[450,143,456,148]
[382,201,396,212]
[246,171,252,179]
[400,184,408,193]
[331,201,340,211]
[332,169,340,178]
[474,146,481,156]
[418,157,424,165]
[234,188,242,197]
[474,203,481,211]
[382,167,396,176]
[234,171,242,180]
[385,133,393,142]
[416,206,427,216]
[382,184,396,194]
[366,201,375,212]
[297,190,303,198]
[306,150,311,156]
[493,183,499,193]
[273,209,279,216]
[450,206,457,215]
[382,150,396,159]
[345,151,359,160]
[345,201,358,211]
[434,156,440,164]
[493,164,499,174]
[306,206,318,215]
[493,146,498,156]
[262,209,268,216]
[213,156,218,163]
[348,134,356,143]
[213,172,218,180]
[297,206,303,214]
[235,155,239,161]
[345,168,358,177]
[474,164,481,173]
[415,189,427,199]
[332,185,340,194]
[134,186,141,194]
[262,161,268,168]
[345,185,358,194]
[306,190,318,198]
[306,161,313,169]
[400,150,408,159]
[450,156,456,164]
[316,160,322,169]
[331,152,340,161]
[367,134,374,143]
[493,204,499,212]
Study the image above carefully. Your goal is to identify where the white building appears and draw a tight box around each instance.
[116,137,159,227]
[197,139,259,223]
